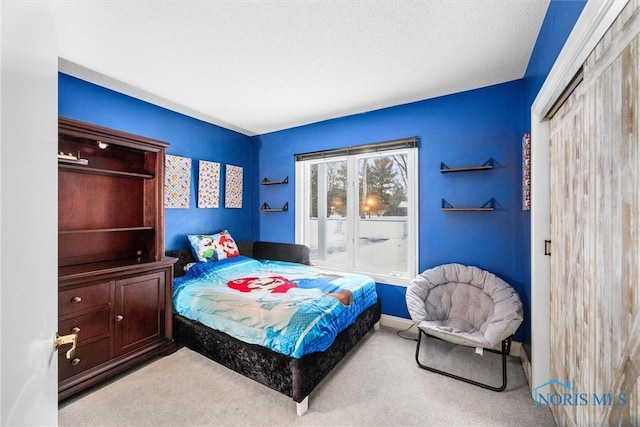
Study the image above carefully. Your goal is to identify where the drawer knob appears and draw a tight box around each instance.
[70,358,81,366]
[115,315,124,322]
[71,296,82,304]
[70,327,80,334]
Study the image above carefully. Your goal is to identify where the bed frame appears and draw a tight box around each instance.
[166,242,381,415]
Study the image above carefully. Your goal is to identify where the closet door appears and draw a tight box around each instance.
[548,3,639,425]
[549,77,584,397]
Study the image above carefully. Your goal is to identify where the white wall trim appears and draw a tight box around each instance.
[380,314,416,332]
[530,118,551,391]
[532,0,629,119]
[529,0,627,392]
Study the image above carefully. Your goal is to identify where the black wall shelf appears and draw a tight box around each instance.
[440,157,494,173]
[260,176,288,185]
[441,198,495,211]
[260,202,288,212]
[260,176,288,212]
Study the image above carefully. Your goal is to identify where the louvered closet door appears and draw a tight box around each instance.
[548,3,639,425]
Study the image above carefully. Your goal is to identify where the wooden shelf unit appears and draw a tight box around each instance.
[58,163,154,179]
[57,117,176,400]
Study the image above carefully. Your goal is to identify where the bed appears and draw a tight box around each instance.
[166,239,381,415]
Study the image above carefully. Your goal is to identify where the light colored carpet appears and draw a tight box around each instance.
[58,327,556,426]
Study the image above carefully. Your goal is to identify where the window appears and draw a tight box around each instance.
[295,139,418,286]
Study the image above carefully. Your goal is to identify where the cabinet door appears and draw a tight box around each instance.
[114,271,166,356]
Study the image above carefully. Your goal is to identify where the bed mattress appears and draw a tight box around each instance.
[173,256,378,358]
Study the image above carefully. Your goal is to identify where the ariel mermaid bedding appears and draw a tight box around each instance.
[172,256,378,358]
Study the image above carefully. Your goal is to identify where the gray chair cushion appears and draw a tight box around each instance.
[406,263,523,350]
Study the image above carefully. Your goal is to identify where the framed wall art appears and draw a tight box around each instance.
[165,154,192,209]
[225,164,243,209]
[198,160,220,208]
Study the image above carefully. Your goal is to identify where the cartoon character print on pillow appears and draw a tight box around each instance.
[187,230,240,263]
[186,234,219,262]
[219,233,239,258]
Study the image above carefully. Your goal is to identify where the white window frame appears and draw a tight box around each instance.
[295,147,418,286]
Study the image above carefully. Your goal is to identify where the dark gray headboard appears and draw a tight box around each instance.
[166,241,310,278]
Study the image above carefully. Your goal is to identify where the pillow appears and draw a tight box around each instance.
[187,230,240,263]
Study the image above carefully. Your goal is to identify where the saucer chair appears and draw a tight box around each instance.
[406,263,523,391]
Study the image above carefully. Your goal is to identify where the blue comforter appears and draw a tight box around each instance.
[173,256,378,358]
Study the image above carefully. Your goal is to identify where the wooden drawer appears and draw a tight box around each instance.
[58,337,110,381]
[59,282,110,316]
[58,307,110,344]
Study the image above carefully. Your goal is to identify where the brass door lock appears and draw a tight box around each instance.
[54,333,77,359]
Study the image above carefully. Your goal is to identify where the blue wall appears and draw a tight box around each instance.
[58,0,587,345]
[255,81,527,337]
[58,73,256,251]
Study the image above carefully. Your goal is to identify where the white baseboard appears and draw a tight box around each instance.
[517,342,533,389]
[379,314,529,365]
[380,314,416,332]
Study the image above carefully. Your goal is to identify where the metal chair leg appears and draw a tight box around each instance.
[414,328,510,392]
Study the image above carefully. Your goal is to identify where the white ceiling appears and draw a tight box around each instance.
[50,1,550,136]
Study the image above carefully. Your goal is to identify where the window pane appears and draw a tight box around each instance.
[357,154,408,273]
[308,160,348,265]
[298,147,415,283]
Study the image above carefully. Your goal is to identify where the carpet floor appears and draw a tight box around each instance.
[58,326,556,426]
